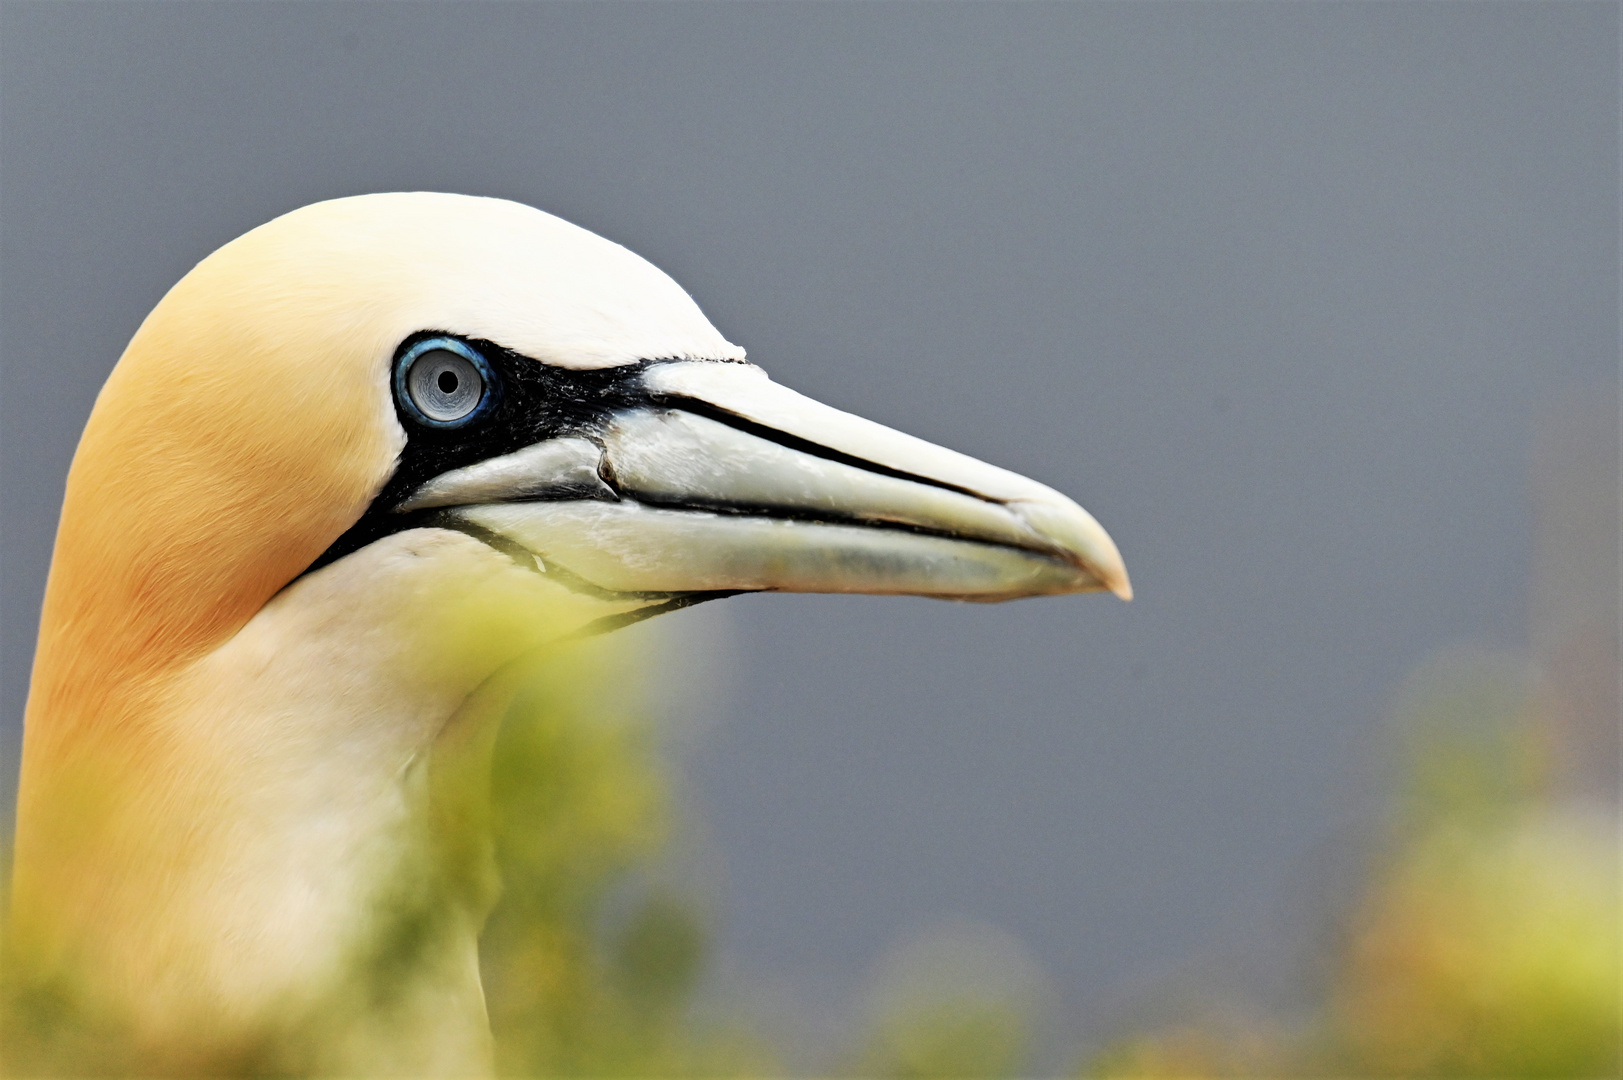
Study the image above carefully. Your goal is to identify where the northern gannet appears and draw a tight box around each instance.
[8,193,1128,1076]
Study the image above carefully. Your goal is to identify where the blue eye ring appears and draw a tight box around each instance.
[393,337,498,429]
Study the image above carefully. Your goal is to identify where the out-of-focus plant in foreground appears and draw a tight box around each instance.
[1087,396,1620,1079]
[478,636,773,1078]
[847,919,1048,1079]
[1087,654,1619,1079]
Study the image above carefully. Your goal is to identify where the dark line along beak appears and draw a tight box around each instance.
[397,361,1130,603]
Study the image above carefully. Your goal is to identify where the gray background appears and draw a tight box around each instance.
[2,0,1616,1061]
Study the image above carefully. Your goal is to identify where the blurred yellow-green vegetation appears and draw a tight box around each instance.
[1085,396,1620,1080]
[1085,654,1619,1080]
[483,639,1051,1079]
[848,919,1050,1080]
[476,637,776,1079]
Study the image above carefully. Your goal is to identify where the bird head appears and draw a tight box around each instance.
[38,192,1128,716]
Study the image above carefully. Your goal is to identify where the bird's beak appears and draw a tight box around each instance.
[396,361,1130,603]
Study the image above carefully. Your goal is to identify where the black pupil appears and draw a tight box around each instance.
[437,369,460,394]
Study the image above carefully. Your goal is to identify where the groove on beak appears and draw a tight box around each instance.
[399,361,1131,602]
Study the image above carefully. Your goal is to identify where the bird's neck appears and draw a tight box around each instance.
[9,530,636,1076]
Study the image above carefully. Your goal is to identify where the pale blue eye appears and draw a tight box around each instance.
[394,338,496,428]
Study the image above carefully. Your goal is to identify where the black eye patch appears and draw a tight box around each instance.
[302,332,659,576]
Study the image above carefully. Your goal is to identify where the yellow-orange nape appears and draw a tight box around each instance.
[9,192,1129,1076]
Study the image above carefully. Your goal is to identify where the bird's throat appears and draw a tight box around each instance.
[8,529,651,1076]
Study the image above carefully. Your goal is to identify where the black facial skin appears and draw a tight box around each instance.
[304,331,665,576]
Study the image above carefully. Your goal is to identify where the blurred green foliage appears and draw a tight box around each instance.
[1084,650,1621,1080]
[847,919,1047,1080]
[5,617,1611,1078]
[467,634,1045,1079]
[477,638,774,1079]
[855,996,1032,1079]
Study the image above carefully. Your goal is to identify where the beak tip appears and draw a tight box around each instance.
[1084,544,1131,601]
[1089,560,1132,602]
[1011,496,1132,603]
